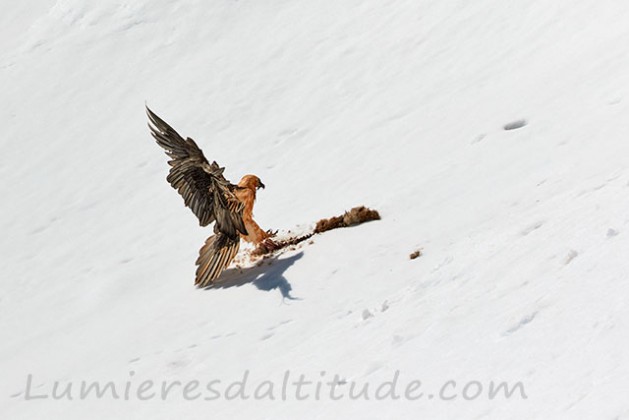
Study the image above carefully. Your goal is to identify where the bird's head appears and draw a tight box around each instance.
[238,174,265,191]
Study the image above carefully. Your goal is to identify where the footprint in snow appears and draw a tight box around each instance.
[503,311,538,336]
[503,119,528,131]
[521,221,544,236]
[362,309,374,320]
[606,228,619,238]
[563,250,579,265]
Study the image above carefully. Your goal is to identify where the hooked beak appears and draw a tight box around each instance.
[258,181,265,190]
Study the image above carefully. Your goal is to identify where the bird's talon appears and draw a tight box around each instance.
[266,229,278,237]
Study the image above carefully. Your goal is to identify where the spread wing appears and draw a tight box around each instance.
[146,105,247,239]
[195,231,240,287]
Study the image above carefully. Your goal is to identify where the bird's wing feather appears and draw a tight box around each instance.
[146,105,247,237]
[195,232,240,287]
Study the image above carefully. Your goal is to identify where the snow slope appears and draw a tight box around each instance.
[2,0,629,418]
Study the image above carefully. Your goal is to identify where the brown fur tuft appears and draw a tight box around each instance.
[314,206,380,234]
[409,250,422,260]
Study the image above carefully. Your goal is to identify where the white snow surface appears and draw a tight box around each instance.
[2,0,629,418]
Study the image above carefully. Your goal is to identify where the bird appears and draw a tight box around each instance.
[146,105,275,287]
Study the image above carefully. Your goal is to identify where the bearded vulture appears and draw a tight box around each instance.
[146,106,273,287]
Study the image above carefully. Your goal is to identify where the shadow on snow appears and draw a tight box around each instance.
[205,252,304,300]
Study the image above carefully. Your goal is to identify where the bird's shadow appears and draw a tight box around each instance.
[205,252,303,300]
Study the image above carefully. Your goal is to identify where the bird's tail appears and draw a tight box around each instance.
[195,233,240,287]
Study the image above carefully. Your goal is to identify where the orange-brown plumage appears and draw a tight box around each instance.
[235,175,271,245]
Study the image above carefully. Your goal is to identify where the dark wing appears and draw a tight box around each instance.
[195,230,241,287]
[146,106,247,238]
